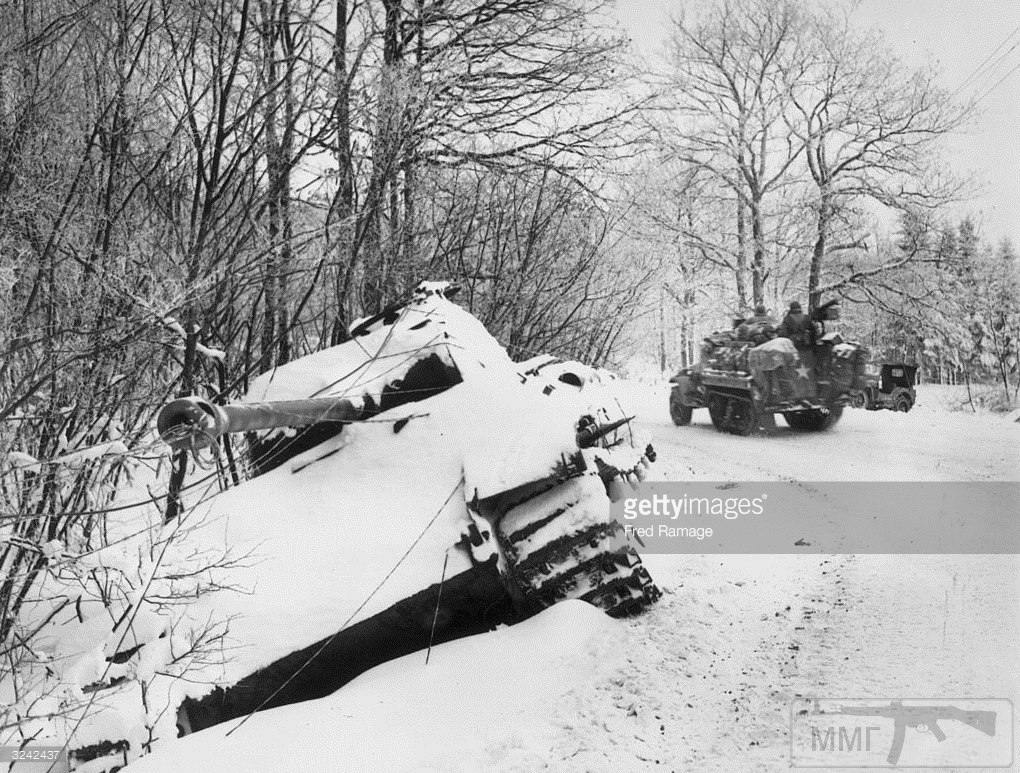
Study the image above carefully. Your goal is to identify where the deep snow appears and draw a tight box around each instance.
[3,293,657,769]
[119,381,1018,772]
[123,600,625,773]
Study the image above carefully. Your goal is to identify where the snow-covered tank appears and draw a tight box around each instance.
[15,282,660,771]
[157,282,661,622]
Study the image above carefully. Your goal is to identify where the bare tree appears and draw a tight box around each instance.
[664,0,807,310]
[788,9,966,310]
[319,0,636,321]
[417,164,656,365]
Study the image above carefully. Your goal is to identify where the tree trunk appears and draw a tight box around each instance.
[658,285,666,373]
[735,191,748,311]
[278,0,294,364]
[808,188,831,313]
[363,0,403,313]
[259,0,280,371]
[750,194,765,308]
[330,0,354,345]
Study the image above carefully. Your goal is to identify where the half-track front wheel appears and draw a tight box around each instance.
[669,388,693,426]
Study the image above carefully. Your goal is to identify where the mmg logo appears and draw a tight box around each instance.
[811,724,884,754]
[790,699,1013,768]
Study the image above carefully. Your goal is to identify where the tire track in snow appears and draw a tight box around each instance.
[500,384,1019,771]
[516,553,844,772]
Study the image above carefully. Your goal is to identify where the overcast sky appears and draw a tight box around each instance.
[616,0,1020,246]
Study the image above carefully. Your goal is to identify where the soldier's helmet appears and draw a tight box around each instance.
[754,304,767,315]
[789,301,802,313]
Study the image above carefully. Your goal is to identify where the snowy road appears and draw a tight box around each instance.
[538,553,1020,772]
[630,382,1019,482]
[515,385,1019,771]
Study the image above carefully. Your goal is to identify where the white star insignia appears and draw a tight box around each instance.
[796,364,811,379]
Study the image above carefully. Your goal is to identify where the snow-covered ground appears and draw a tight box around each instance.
[123,380,1019,772]
[124,600,627,773]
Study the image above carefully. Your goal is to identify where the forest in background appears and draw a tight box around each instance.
[634,0,1018,402]
[0,0,1018,754]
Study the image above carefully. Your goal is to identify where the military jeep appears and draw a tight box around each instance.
[855,362,917,413]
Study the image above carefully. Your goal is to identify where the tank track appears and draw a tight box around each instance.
[496,473,661,618]
[707,390,759,435]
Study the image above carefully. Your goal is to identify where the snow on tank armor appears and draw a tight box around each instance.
[156,283,661,621]
[22,282,660,771]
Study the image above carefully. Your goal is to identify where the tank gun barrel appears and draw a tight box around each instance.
[157,395,361,452]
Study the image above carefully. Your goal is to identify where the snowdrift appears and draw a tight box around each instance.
[6,282,659,772]
[124,601,623,773]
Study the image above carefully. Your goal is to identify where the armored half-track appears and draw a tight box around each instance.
[669,302,870,434]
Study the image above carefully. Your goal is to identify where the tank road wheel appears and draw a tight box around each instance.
[669,388,693,426]
[708,394,728,431]
[496,474,661,618]
[783,405,843,431]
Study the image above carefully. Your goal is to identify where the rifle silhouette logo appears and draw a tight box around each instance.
[826,701,997,765]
